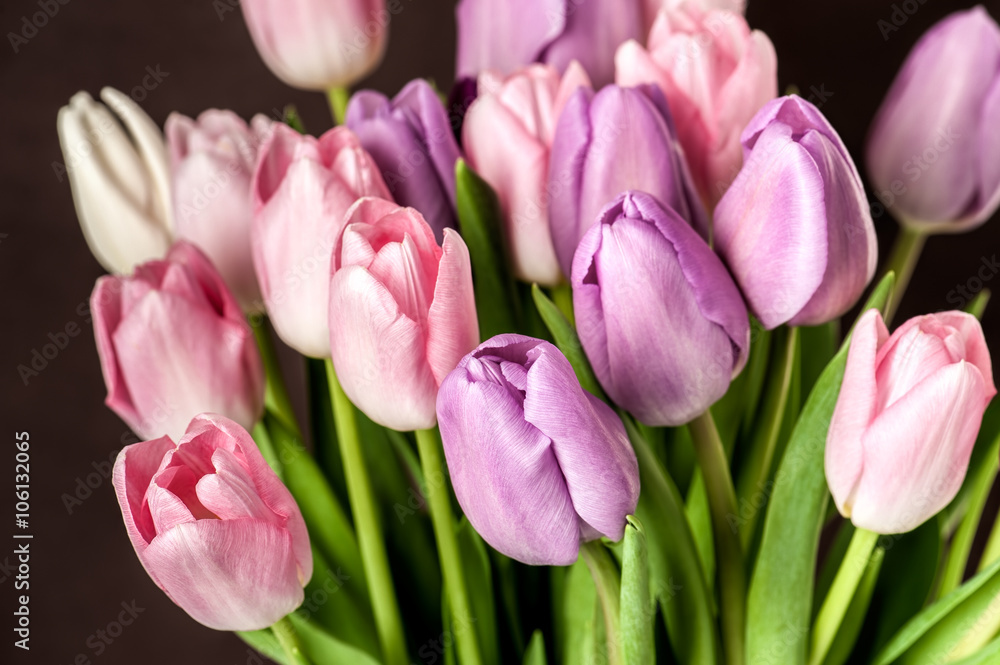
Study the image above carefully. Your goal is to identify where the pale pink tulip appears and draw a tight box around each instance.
[641,0,745,37]
[251,124,391,358]
[826,310,996,534]
[329,197,479,431]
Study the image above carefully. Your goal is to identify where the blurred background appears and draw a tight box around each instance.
[2,0,1000,662]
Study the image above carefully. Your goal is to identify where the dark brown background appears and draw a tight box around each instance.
[2,0,1000,662]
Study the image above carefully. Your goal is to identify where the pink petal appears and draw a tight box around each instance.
[426,230,480,386]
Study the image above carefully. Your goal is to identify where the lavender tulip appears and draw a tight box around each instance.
[714,96,878,330]
[867,7,1000,232]
[549,84,706,278]
[437,334,639,566]
[455,0,643,88]
[346,80,462,240]
[573,191,749,426]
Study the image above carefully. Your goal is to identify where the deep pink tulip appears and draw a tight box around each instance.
[167,110,273,311]
[616,3,777,205]
[826,310,996,534]
[114,414,312,630]
[329,198,479,431]
[463,63,592,285]
[92,242,264,441]
[251,124,391,358]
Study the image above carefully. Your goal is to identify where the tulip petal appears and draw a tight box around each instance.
[426,230,480,386]
[455,0,566,80]
[113,436,177,552]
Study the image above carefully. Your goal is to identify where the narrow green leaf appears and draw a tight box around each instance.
[300,544,379,655]
[523,630,548,665]
[950,634,1000,665]
[457,518,500,665]
[287,613,383,665]
[737,321,774,442]
[531,284,603,398]
[237,629,289,664]
[799,321,839,398]
[306,356,345,501]
[966,289,991,320]
[621,516,654,665]
[822,547,885,665]
[562,558,599,665]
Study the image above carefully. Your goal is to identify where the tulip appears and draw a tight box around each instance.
[346,79,462,240]
[573,191,749,426]
[549,84,706,278]
[616,4,777,206]
[826,310,996,534]
[251,124,391,358]
[57,87,173,274]
[714,96,878,330]
[641,0,745,37]
[329,197,479,431]
[166,110,273,310]
[462,63,592,285]
[92,242,264,441]
[455,0,643,88]
[866,7,1000,232]
[114,414,312,630]
[436,334,640,565]
[240,0,388,91]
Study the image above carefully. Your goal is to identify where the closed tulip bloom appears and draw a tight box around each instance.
[346,79,462,240]
[437,334,640,565]
[57,87,173,274]
[714,96,878,330]
[826,310,996,534]
[463,63,592,285]
[114,414,312,630]
[330,198,479,431]
[866,7,1000,231]
[240,0,388,91]
[617,4,777,205]
[455,0,643,88]
[549,84,706,278]
[251,124,391,358]
[92,242,264,441]
[574,191,749,426]
[167,110,273,311]
[642,0,745,34]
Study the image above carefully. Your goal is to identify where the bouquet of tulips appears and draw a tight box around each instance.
[57,1,1000,663]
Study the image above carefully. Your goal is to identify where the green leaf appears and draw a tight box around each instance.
[821,546,885,665]
[746,272,895,665]
[524,630,548,665]
[299,544,379,655]
[950,634,1000,665]
[621,516,654,665]
[966,289,991,320]
[562,558,599,665]
[737,320,774,442]
[287,613,382,665]
[455,159,519,338]
[237,629,289,664]
[799,321,839,399]
[457,517,500,665]
[531,284,604,398]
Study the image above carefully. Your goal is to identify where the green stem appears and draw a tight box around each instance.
[325,361,408,665]
[272,616,313,665]
[580,540,624,665]
[808,528,881,665]
[688,410,745,665]
[251,319,300,435]
[415,427,483,665]
[327,87,350,126]
[980,508,1000,573]
[550,283,575,327]
[882,226,927,325]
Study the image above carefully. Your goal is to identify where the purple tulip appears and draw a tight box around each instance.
[346,80,462,241]
[573,191,749,427]
[866,7,1000,232]
[714,96,878,330]
[549,84,707,278]
[455,0,643,88]
[437,334,639,566]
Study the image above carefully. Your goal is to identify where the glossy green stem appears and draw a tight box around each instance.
[251,320,300,435]
[882,226,927,325]
[327,87,350,126]
[272,616,312,665]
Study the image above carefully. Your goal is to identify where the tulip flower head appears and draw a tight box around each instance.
[826,310,996,534]
[437,334,640,565]
[114,414,312,630]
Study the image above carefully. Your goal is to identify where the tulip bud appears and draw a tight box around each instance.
[866,7,1000,232]
[346,79,463,241]
[573,191,749,426]
[714,96,878,330]
[113,414,312,630]
[549,84,707,278]
[166,110,273,311]
[240,0,388,91]
[92,242,265,441]
[57,87,173,274]
[616,4,777,206]
[826,310,996,534]
[251,124,391,358]
[463,63,592,285]
[455,0,643,88]
[641,0,745,37]
[437,334,640,565]
[329,198,479,431]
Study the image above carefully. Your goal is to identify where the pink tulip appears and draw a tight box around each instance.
[463,63,592,285]
[114,414,312,630]
[641,0,745,36]
[167,110,273,311]
[616,3,777,206]
[92,242,264,441]
[251,124,391,358]
[826,310,996,534]
[329,197,479,431]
